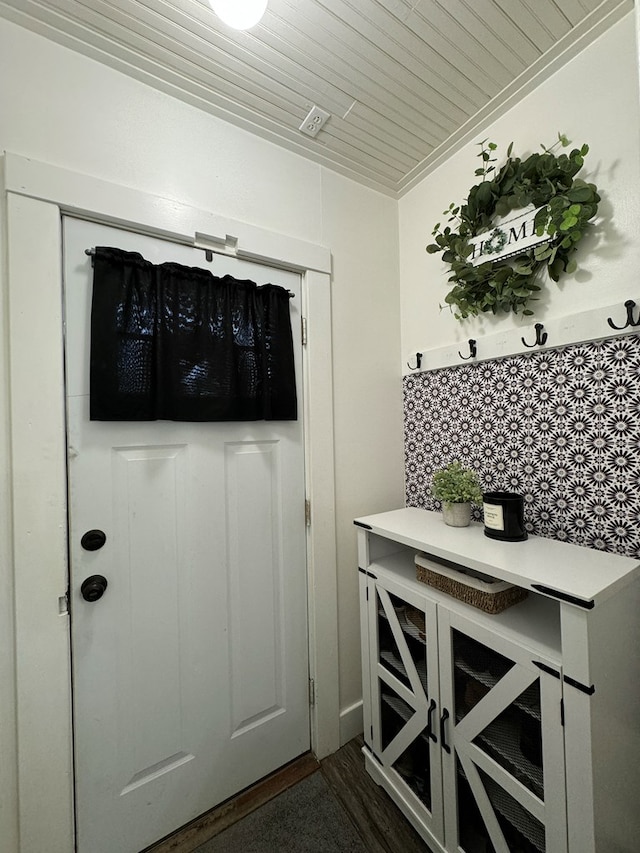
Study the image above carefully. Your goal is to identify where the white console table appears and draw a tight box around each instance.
[355,508,640,853]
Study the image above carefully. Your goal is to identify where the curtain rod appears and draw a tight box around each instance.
[84,248,294,298]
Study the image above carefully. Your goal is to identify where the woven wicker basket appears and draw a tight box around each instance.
[415,553,528,614]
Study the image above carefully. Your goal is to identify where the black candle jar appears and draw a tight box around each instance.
[483,492,528,542]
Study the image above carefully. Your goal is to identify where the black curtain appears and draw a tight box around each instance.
[90,247,297,421]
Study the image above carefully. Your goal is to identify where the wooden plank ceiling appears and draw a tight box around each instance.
[0,0,627,195]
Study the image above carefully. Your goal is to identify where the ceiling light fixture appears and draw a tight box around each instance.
[209,0,268,30]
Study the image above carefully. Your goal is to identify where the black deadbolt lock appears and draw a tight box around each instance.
[81,529,107,551]
[81,575,108,602]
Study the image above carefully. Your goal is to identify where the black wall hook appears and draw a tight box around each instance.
[458,339,477,360]
[522,323,548,348]
[607,300,640,330]
[407,352,423,370]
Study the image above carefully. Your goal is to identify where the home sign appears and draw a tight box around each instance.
[468,206,548,267]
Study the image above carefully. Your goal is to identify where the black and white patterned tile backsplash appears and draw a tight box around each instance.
[404,335,640,558]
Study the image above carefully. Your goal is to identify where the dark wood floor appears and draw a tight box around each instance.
[321,735,433,853]
[148,735,433,853]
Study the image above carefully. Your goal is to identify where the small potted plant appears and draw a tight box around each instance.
[431,461,483,528]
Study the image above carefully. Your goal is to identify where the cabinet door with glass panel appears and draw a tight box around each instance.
[365,572,444,842]
[437,611,567,853]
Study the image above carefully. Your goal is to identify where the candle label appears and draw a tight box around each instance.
[483,503,505,531]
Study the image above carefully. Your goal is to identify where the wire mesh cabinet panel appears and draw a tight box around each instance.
[360,567,565,853]
[362,570,444,842]
[437,611,566,853]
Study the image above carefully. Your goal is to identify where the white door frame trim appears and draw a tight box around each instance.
[1,151,339,852]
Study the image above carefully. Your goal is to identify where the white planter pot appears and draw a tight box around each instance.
[442,502,471,527]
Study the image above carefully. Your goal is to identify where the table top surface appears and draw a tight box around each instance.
[355,507,640,606]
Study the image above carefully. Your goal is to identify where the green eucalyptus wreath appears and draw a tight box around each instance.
[426,134,601,320]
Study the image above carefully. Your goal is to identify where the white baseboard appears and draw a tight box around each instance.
[339,699,363,747]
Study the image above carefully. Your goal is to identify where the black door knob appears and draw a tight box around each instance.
[81,575,108,602]
[81,529,107,551]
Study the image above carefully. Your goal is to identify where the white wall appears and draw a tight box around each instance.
[398,12,640,366]
[0,15,404,844]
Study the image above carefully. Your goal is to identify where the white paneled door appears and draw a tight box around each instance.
[64,217,310,853]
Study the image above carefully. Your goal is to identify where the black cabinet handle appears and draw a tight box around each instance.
[440,708,451,753]
[427,698,437,742]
